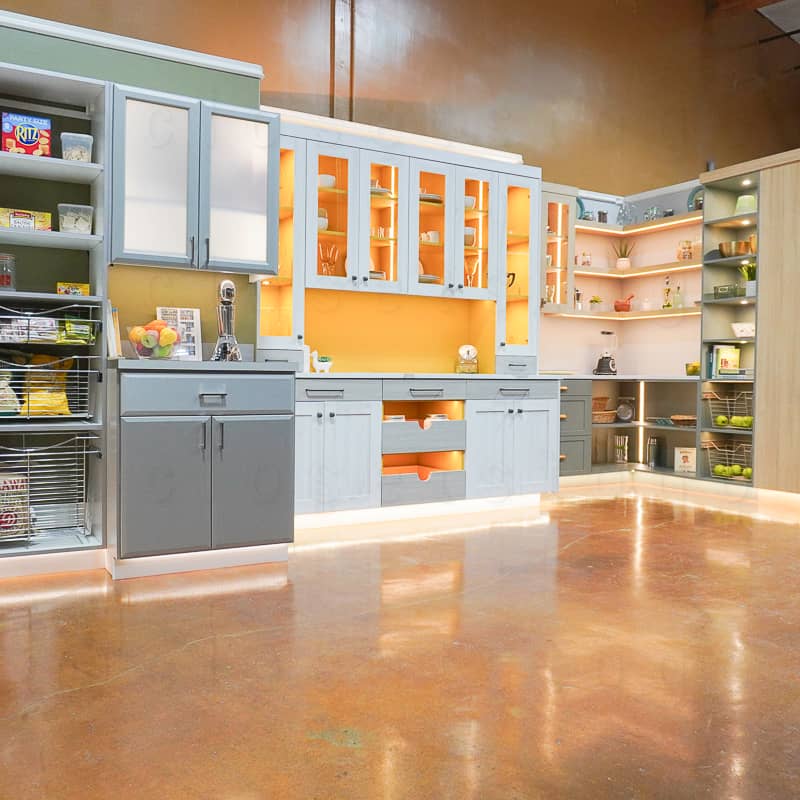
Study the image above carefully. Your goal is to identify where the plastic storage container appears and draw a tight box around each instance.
[57,204,93,234]
[60,132,93,162]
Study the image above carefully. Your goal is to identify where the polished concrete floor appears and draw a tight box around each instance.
[2,496,800,798]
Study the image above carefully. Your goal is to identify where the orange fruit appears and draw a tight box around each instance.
[144,319,168,332]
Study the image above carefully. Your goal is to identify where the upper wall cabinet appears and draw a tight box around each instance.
[456,166,498,301]
[541,190,575,309]
[111,86,279,274]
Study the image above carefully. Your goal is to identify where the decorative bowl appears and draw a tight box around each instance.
[718,240,750,258]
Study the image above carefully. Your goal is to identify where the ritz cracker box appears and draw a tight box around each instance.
[2,112,52,156]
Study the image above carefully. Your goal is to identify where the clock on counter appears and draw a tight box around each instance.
[456,343,478,374]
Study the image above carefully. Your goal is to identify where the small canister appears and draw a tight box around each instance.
[0,253,15,291]
[647,436,659,469]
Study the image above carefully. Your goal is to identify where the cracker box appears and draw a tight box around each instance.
[2,112,51,156]
[57,282,91,296]
[0,208,52,231]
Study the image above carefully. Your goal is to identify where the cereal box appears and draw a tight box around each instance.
[57,282,91,296]
[0,208,52,231]
[2,112,51,156]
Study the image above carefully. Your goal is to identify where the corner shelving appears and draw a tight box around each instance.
[544,308,700,321]
[574,260,701,279]
[575,211,703,237]
[0,150,103,184]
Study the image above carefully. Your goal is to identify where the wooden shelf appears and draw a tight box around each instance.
[704,211,757,229]
[703,337,755,344]
[506,295,529,303]
[464,246,487,254]
[370,237,397,247]
[257,275,292,287]
[370,193,398,209]
[419,241,443,248]
[546,234,566,243]
[704,253,757,267]
[574,260,702,279]
[318,186,347,196]
[575,211,703,237]
[593,421,696,430]
[318,229,346,238]
[464,209,488,220]
[703,377,754,384]
[507,234,529,245]
[0,228,102,250]
[0,151,103,184]
[702,295,756,305]
[544,308,701,321]
[701,426,752,436]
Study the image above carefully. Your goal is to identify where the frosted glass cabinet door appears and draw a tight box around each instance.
[112,86,200,267]
[200,104,279,274]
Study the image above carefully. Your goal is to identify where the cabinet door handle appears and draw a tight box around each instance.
[305,389,344,399]
[199,391,228,400]
[448,283,455,289]
[499,341,506,347]
[457,283,464,289]
[517,408,523,413]
[189,235,196,266]
[297,334,303,340]
[560,454,567,461]
[316,411,323,419]
[351,275,358,282]
[560,385,569,392]
[199,421,207,451]
[499,388,529,396]
[508,408,514,414]
[560,413,568,420]
[508,362,527,368]
[409,388,444,397]
[329,411,336,418]
[204,237,210,268]
[218,421,225,450]
[362,276,369,282]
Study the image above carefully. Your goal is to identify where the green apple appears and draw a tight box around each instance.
[715,415,729,427]
[140,330,159,349]
[743,467,753,479]
[730,464,743,476]
[730,416,742,427]
[744,416,754,428]
[713,464,726,477]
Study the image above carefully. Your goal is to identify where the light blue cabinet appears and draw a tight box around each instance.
[112,86,279,273]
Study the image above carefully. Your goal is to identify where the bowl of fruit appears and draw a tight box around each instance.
[128,320,180,359]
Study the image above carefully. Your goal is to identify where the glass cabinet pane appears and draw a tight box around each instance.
[208,113,269,264]
[261,146,295,339]
[416,169,447,289]
[505,183,531,346]
[123,98,191,257]
[545,198,570,305]
[316,153,351,282]
[367,160,400,287]
[463,177,490,291]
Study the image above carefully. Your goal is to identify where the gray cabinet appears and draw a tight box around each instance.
[120,416,212,557]
[559,379,592,476]
[112,86,280,274]
[211,415,294,549]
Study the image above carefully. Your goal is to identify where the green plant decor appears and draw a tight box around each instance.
[611,240,635,259]
[589,295,602,305]
[739,263,757,282]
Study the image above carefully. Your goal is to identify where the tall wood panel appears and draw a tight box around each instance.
[754,162,800,492]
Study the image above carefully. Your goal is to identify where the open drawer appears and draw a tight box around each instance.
[382,465,467,506]
[382,418,466,454]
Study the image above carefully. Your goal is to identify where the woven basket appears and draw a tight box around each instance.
[591,396,610,412]
[592,410,617,424]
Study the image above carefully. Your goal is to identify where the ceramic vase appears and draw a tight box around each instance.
[616,257,631,271]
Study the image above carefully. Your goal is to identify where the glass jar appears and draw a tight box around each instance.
[0,254,15,291]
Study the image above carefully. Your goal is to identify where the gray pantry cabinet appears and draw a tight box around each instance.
[118,370,295,559]
[111,85,280,274]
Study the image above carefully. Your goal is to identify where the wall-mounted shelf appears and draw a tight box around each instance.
[0,151,103,184]
[702,295,756,306]
[545,308,701,321]
[0,228,102,250]
[702,337,755,344]
[0,289,103,304]
[574,260,702,279]
[704,253,757,267]
[575,211,703,238]
[593,421,697,430]
[704,211,757,229]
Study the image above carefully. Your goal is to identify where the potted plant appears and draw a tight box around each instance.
[739,262,757,297]
[612,240,635,271]
[589,295,603,311]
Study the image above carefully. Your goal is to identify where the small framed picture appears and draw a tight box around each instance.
[674,447,696,474]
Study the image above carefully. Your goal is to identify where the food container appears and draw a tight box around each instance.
[734,194,757,215]
[2,112,51,156]
[718,240,750,258]
[57,204,93,234]
[591,396,610,412]
[713,283,743,299]
[60,132,93,162]
[128,322,181,359]
[730,321,755,338]
[614,294,635,312]
[592,410,617,424]
[464,196,476,210]
[0,208,51,231]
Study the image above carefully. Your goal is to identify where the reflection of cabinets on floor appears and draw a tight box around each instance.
[295,400,382,513]
[465,398,559,497]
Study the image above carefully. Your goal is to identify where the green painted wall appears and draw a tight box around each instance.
[0,27,260,106]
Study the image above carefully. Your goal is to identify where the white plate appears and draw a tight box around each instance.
[419,274,440,284]
[370,187,391,195]
[420,193,442,202]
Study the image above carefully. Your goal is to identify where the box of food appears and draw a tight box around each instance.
[0,208,52,231]
[2,112,51,156]
[0,472,30,540]
[56,282,91,296]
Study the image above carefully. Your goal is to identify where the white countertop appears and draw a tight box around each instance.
[545,374,699,382]
[295,372,559,380]
[113,359,295,374]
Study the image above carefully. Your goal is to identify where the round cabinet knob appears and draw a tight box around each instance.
[329,412,336,418]
[500,341,506,347]
[560,454,567,461]
[297,334,303,340]
[517,408,523,413]
[351,275,358,282]
[458,283,464,289]
[316,412,323,419]
[362,276,369,282]
[508,408,514,414]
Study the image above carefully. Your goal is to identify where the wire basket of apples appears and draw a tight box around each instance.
[128,320,180,359]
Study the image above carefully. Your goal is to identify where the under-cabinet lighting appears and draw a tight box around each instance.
[740,220,751,226]
[740,300,748,305]
[575,213,703,236]
[574,262,701,279]
[741,179,752,187]
[740,260,750,265]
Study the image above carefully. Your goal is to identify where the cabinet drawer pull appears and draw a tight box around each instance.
[409,388,444,397]
[305,388,344,398]
[218,421,225,450]
[508,362,527,368]
[560,385,568,392]
[316,411,323,419]
[199,391,228,399]
[560,413,568,420]
[560,454,567,461]
[498,388,529,396]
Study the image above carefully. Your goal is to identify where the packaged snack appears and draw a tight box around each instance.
[0,371,20,416]
[20,355,73,417]
[0,208,52,231]
[56,282,90,297]
[2,112,52,156]
[0,471,29,539]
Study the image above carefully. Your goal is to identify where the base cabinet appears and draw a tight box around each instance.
[465,398,558,497]
[295,400,382,513]
[120,414,294,558]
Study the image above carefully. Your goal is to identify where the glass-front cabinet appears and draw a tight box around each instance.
[200,103,279,273]
[112,86,280,274]
[409,159,456,297]
[497,175,538,355]
[305,142,359,290]
[541,190,575,309]
[258,135,306,348]
[457,167,497,300]
[358,150,408,293]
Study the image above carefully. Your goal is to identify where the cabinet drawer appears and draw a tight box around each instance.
[381,469,466,506]
[560,397,592,436]
[559,379,592,397]
[121,373,294,415]
[382,379,467,400]
[296,379,381,402]
[559,436,592,476]
[495,355,537,376]
[466,379,559,401]
[382,419,466,454]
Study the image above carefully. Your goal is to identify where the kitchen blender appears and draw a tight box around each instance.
[211,279,243,362]
[593,330,617,375]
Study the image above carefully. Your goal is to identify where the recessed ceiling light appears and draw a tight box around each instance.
[742,179,752,187]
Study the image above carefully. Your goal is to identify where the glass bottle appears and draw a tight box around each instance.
[673,284,683,309]
[0,254,16,291]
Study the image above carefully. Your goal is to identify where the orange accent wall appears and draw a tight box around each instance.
[304,289,495,374]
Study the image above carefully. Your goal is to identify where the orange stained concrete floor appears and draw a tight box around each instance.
[2,496,800,799]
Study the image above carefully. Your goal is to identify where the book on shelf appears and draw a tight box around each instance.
[708,345,742,378]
